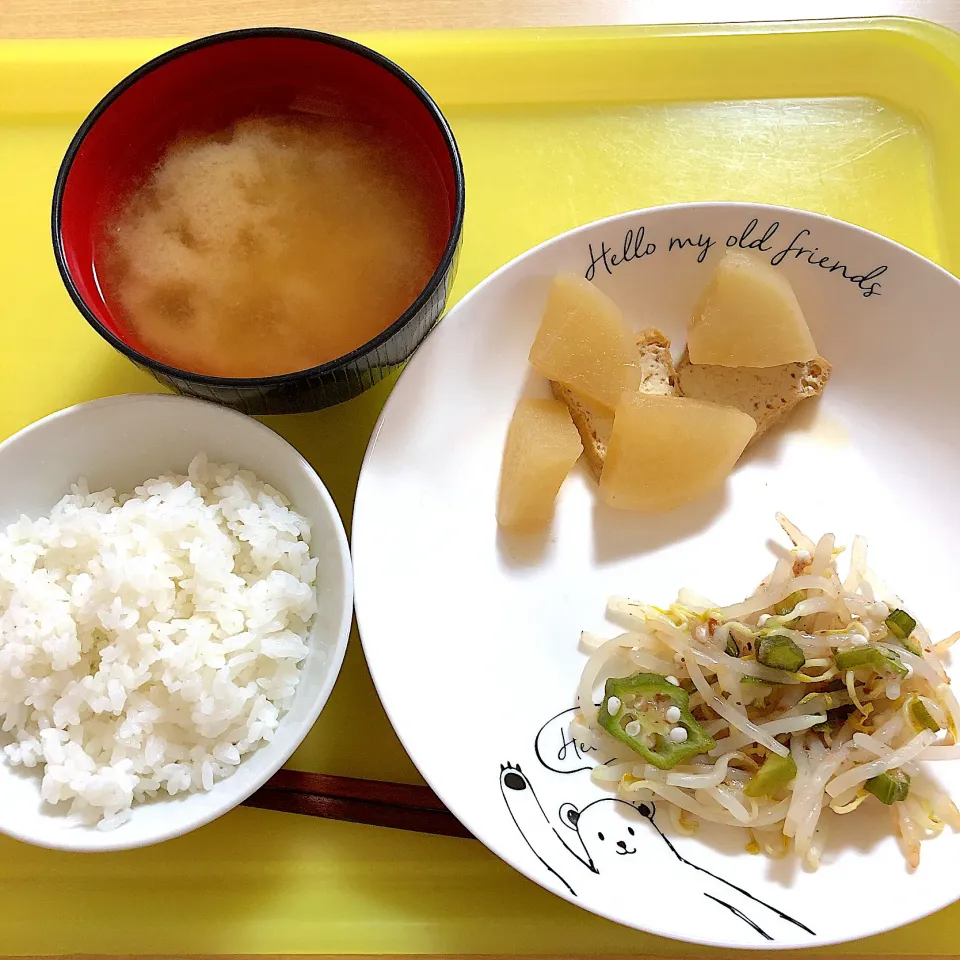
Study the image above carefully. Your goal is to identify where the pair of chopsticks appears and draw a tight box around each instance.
[243,768,474,839]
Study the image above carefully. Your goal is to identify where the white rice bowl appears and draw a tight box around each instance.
[0,394,352,851]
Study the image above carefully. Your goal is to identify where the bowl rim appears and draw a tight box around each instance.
[50,26,466,389]
[0,393,354,851]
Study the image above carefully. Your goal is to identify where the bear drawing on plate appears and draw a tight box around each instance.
[499,763,815,942]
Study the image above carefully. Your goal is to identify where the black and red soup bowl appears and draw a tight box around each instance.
[52,28,464,414]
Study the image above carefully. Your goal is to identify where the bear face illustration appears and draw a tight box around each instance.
[559,796,649,871]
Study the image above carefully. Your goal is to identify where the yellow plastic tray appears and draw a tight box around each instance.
[1,18,960,956]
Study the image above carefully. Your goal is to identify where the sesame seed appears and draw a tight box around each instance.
[665,675,680,686]
[606,696,622,715]
[669,726,688,743]
[758,614,771,626]
[665,706,682,724]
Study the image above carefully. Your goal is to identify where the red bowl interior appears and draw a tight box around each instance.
[56,30,461,372]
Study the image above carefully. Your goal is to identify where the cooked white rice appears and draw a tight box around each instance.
[0,454,318,829]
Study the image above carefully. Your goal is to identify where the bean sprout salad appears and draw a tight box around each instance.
[576,515,960,870]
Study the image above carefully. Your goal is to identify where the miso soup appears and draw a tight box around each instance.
[95,114,449,378]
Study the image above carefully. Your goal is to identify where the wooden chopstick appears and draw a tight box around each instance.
[243,768,474,839]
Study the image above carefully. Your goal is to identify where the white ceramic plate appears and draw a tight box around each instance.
[352,203,960,948]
